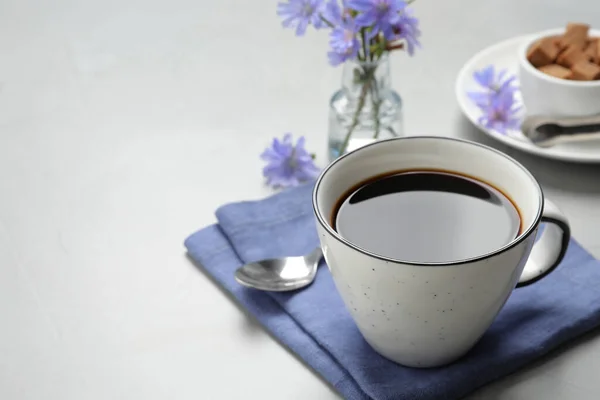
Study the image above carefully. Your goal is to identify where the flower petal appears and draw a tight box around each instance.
[473,65,494,88]
[346,0,374,12]
[324,0,342,24]
[295,135,307,150]
[295,18,310,36]
[354,10,376,27]
[467,91,491,109]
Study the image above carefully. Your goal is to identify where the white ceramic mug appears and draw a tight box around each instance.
[312,136,570,368]
[518,28,600,117]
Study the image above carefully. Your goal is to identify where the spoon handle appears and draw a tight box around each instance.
[522,114,600,147]
[559,123,600,135]
[552,114,600,127]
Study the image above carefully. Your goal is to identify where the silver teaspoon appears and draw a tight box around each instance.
[234,247,323,292]
[521,114,600,147]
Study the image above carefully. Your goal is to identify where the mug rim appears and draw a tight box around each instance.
[312,136,544,267]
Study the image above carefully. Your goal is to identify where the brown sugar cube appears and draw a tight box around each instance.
[584,39,597,61]
[571,61,600,81]
[551,35,568,50]
[538,64,573,79]
[527,37,560,67]
[557,45,588,68]
[590,38,600,64]
[559,22,590,50]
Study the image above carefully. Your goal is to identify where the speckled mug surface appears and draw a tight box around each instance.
[312,136,570,368]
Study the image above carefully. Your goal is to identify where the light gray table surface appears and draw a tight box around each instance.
[1,0,600,399]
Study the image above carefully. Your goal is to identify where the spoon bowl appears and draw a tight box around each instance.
[234,247,323,292]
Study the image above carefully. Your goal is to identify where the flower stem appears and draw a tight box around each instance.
[338,81,369,155]
[337,30,375,155]
[360,28,368,61]
[386,42,404,51]
[371,82,381,139]
[319,15,335,28]
[338,65,378,155]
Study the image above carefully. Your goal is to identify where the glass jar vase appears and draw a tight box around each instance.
[328,54,403,162]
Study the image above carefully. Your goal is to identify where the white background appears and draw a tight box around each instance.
[1,0,600,398]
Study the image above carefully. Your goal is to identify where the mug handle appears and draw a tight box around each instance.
[516,199,571,287]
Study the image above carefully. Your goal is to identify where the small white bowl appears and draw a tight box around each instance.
[518,28,600,117]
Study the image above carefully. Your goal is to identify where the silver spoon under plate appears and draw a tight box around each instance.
[521,113,600,147]
[234,247,323,292]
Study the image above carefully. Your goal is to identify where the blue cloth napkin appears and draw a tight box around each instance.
[185,182,600,400]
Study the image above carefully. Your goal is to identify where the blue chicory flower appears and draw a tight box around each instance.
[468,65,521,135]
[347,0,406,37]
[327,17,361,65]
[277,0,327,36]
[389,8,421,55]
[260,133,321,188]
[477,90,522,135]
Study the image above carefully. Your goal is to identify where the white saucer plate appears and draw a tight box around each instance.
[456,32,600,163]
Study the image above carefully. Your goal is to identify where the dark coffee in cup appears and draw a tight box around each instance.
[333,169,521,263]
